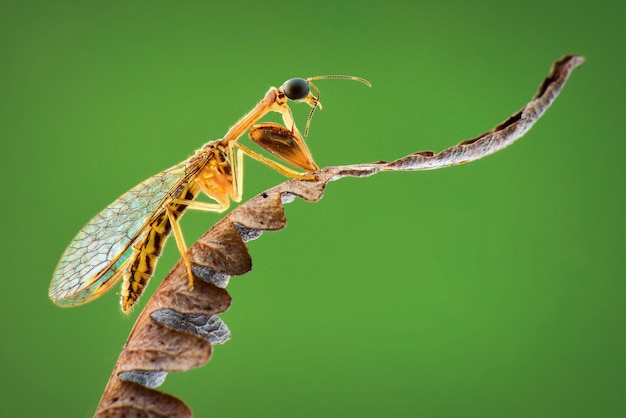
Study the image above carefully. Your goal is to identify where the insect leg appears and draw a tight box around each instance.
[165,205,195,290]
[170,199,231,212]
[232,141,317,180]
[228,139,245,202]
[167,198,231,290]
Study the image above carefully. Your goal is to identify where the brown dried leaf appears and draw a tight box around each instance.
[94,55,584,417]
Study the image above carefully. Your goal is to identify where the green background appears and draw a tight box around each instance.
[1,1,623,417]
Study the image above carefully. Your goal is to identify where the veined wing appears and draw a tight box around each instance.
[49,162,190,306]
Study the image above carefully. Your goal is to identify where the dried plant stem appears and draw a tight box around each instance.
[95,55,584,417]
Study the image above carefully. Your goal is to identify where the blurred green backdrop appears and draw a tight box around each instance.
[1,1,623,417]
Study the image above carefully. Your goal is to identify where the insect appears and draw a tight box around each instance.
[49,75,371,312]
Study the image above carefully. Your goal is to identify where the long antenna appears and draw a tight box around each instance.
[304,81,321,137]
[303,75,371,137]
[307,75,372,87]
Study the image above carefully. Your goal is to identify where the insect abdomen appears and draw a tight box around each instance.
[121,187,196,311]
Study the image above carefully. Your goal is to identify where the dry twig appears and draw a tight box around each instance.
[94,55,584,417]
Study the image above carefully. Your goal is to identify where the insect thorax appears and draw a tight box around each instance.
[190,143,233,206]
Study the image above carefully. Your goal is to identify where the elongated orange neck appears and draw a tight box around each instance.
[218,87,285,146]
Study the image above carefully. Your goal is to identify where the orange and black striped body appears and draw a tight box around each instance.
[121,181,199,311]
[120,143,235,311]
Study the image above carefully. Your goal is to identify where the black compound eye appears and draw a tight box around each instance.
[282,78,310,100]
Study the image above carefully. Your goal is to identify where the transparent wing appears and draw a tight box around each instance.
[49,162,188,306]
